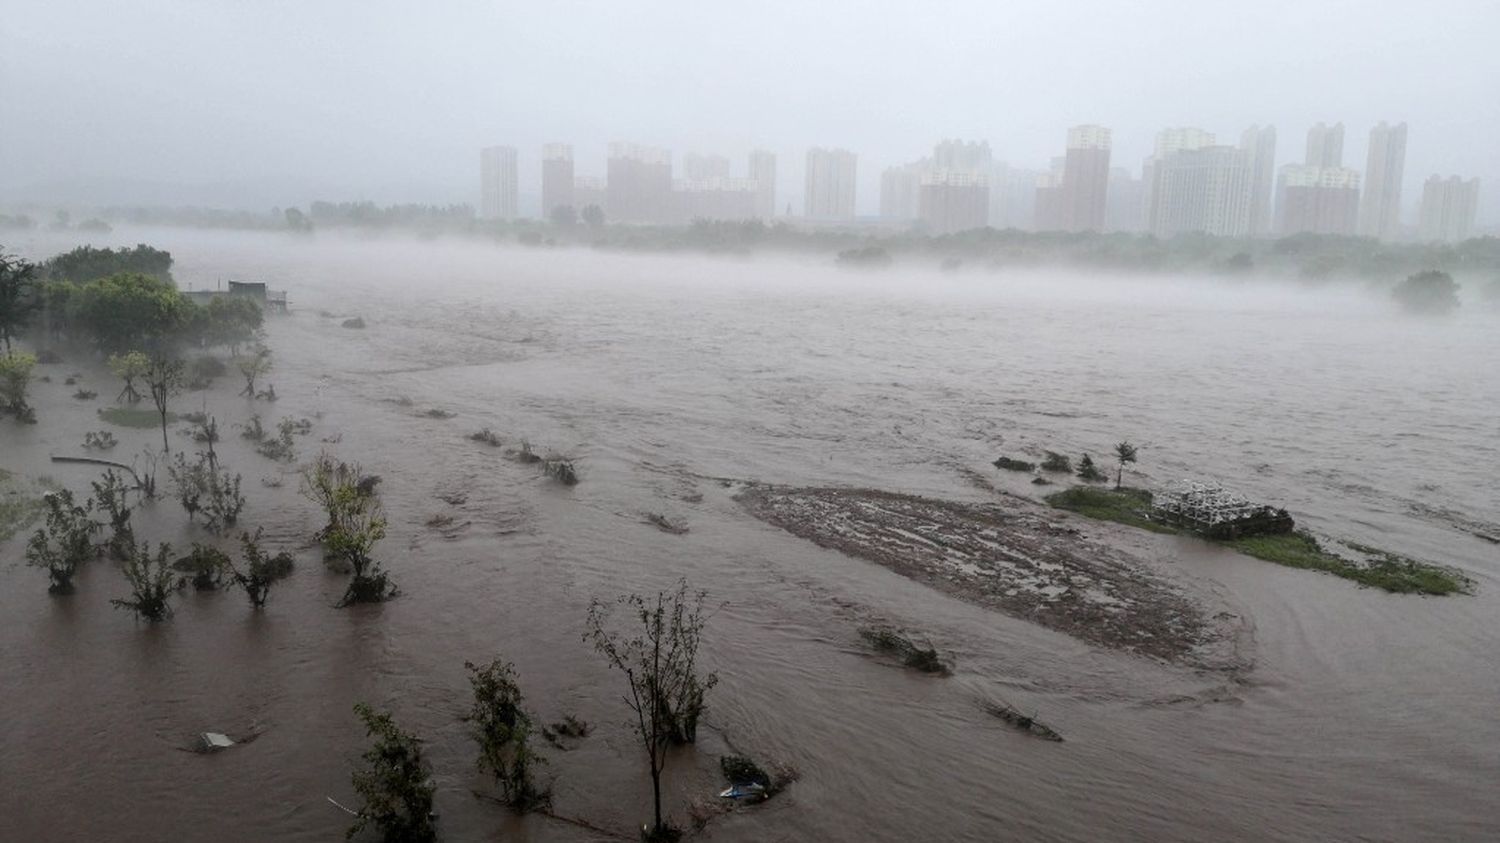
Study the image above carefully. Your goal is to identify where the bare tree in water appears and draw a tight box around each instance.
[584,579,717,842]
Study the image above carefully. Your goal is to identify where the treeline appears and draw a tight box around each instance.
[0,244,264,424]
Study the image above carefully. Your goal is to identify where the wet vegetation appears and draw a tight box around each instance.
[468,428,502,446]
[24,489,98,592]
[1040,451,1072,473]
[982,700,1063,742]
[347,703,436,843]
[860,626,951,675]
[586,579,718,840]
[992,455,1036,472]
[111,541,180,621]
[467,658,550,812]
[225,529,295,608]
[1046,486,1471,594]
[302,454,395,605]
[173,543,231,590]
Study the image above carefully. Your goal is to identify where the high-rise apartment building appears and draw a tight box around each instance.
[1359,122,1408,240]
[880,162,925,220]
[1305,122,1345,168]
[606,142,673,224]
[1275,165,1360,235]
[573,176,606,213]
[805,147,857,220]
[1418,175,1480,242]
[541,143,574,219]
[1105,167,1144,233]
[748,150,777,219]
[1239,125,1277,236]
[479,145,519,220]
[1059,125,1111,232]
[672,177,758,223]
[933,139,993,174]
[1150,146,1253,238]
[683,153,731,182]
[917,171,989,234]
[1143,128,1215,233]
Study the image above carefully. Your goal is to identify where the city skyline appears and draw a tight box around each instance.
[4,1,1496,228]
[484,117,1479,241]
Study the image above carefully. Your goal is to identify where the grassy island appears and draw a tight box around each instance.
[1045,486,1471,596]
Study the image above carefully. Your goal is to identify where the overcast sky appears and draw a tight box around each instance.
[3,0,1496,223]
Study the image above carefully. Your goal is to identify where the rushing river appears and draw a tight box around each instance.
[2,228,1498,842]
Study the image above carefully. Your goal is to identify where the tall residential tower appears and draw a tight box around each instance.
[541,143,574,219]
[480,146,519,220]
[1359,122,1408,240]
[805,147,857,220]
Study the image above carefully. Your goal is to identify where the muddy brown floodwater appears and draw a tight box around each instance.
[2,228,1499,842]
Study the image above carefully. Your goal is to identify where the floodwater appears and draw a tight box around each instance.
[2,228,1498,842]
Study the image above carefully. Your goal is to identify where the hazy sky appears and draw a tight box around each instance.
[3,0,1497,223]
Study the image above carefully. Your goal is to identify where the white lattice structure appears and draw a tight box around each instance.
[1152,480,1265,527]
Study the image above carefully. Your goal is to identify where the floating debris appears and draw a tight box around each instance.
[645,513,689,534]
[982,701,1063,742]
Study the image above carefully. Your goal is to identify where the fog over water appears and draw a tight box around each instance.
[2,229,1498,841]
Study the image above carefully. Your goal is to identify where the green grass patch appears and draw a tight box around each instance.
[1044,486,1178,534]
[98,406,174,428]
[1229,532,1471,596]
[0,471,54,543]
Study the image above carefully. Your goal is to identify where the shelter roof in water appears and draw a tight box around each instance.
[1151,479,1293,538]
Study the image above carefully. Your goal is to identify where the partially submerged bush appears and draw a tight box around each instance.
[1076,453,1106,482]
[73,388,98,400]
[512,440,542,464]
[0,351,38,423]
[112,541,180,621]
[168,449,245,535]
[301,454,394,605]
[25,489,97,592]
[993,456,1036,472]
[225,529,295,608]
[83,430,118,450]
[469,428,502,446]
[542,457,578,486]
[90,469,136,559]
[347,703,436,843]
[1040,452,1072,473]
[172,543,231,590]
[341,317,367,330]
[467,658,550,812]
[860,626,951,675]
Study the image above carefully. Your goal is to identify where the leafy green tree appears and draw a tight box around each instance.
[0,351,38,422]
[42,244,173,284]
[73,272,190,353]
[580,204,605,229]
[549,205,578,226]
[1392,269,1461,315]
[585,579,718,841]
[25,489,98,592]
[205,295,263,354]
[467,658,549,812]
[0,249,41,351]
[347,703,436,843]
[1114,441,1138,489]
[108,351,151,404]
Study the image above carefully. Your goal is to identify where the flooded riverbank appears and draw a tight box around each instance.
[2,228,1499,841]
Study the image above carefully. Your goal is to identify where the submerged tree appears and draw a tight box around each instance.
[144,354,184,452]
[111,540,180,621]
[0,249,41,352]
[1113,441,1138,489]
[301,454,393,605]
[237,347,272,398]
[1076,453,1106,482]
[466,658,549,812]
[24,489,98,592]
[108,351,150,404]
[1392,269,1461,315]
[224,529,295,608]
[90,469,136,559]
[584,579,719,841]
[347,703,436,843]
[0,351,38,423]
